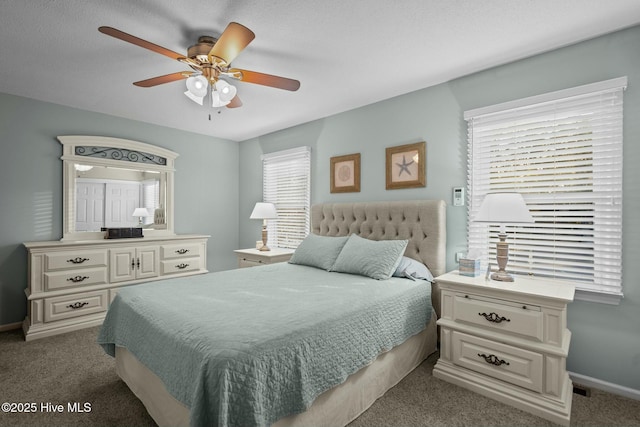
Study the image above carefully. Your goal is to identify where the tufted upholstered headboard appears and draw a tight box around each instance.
[311,200,447,277]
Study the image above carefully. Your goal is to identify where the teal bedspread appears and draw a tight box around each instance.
[98,263,432,427]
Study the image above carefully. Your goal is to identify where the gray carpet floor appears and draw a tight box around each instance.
[1,326,638,427]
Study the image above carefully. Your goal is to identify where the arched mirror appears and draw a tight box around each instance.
[59,135,177,241]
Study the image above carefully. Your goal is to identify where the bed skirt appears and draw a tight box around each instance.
[115,311,437,427]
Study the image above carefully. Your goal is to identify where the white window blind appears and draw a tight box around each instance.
[465,77,626,304]
[142,179,159,226]
[262,146,311,249]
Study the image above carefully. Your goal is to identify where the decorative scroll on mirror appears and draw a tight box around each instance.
[59,135,177,241]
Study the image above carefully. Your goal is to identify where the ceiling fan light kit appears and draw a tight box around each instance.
[98,22,300,110]
[184,75,236,107]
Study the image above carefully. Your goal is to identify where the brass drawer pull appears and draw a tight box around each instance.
[176,263,189,269]
[478,353,510,366]
[175,249,190,254]
[67,302,89,309]
[479,312,510,323]
[67,257,89,264]
[67,275,89,283]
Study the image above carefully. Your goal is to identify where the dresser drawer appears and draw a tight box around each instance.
[161,257,201,275]
[451,331,543,393]
[453,293,543,341]
[44,267,108,291]
[44,250,108,271]
[44,290,109,323]
[160,243,203,260]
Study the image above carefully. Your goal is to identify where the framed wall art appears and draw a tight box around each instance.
[330,153,361,193]
[385,141,426,190]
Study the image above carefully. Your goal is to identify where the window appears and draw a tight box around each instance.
[465,77,626,304]
[262,146,311,249]
[142,179,159,226]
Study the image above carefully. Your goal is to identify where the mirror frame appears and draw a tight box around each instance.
[59,135,178,241]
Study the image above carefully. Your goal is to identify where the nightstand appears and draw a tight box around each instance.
[234,247,295,268]
[433,271,575,426]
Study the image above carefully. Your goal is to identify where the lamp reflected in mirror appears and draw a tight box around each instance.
[132,207,150,226]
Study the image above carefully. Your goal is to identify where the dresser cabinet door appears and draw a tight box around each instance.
[137,246,160,279]
[110,248,137,283]
[110,246,159,283]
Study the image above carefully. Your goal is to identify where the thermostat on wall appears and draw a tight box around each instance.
[453,187,465,206]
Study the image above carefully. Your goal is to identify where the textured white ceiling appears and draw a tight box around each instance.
[1,1,639,141]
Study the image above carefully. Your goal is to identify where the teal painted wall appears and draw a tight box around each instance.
[239,26,640,390]
[0,93,239,326]
[1,23,638,392]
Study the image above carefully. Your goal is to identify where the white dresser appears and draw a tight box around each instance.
[23,234,209,341]
[433,271,575,426]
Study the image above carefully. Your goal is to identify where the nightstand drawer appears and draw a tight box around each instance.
[452,331,543,393]
[234,248,295,268]
[238,257,265,268]
[453,293,543,341]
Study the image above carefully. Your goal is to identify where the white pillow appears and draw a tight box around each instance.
[393,256,434,282]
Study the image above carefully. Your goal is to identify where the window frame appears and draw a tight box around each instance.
[464,77,626,305]
[261,146,311,249]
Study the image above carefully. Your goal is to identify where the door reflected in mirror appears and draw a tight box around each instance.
[74,164,164,232]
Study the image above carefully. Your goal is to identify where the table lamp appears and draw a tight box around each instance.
[250,202,278,251]
[132,207,150,226]
[473,193,534,281]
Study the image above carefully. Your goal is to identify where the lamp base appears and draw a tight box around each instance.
[491,270,514,282]
[492,233,513,282]
[259,225,270,251]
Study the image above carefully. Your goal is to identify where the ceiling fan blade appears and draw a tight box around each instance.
[133,72,193,87]
[228,68,300,91]
[226,95,243,108]
[208,22,255,64]
[99,26,185,61]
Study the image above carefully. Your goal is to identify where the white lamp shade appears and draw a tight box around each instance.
[186,75,208,97]
[211,91,230,108]
[184,90,204,105]
[474,193,534,223]
[250,202,277,220]
[132,207,150,218]
[184,75,208,105]
[215,80,237,103]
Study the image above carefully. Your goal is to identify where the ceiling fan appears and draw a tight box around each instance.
[98,22,300,108]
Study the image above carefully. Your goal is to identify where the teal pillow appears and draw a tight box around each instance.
[331,234,408,280]
[288,234,349,270]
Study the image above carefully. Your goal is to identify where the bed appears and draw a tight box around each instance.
[98,200,446,427]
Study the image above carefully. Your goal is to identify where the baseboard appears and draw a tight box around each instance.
[0,322,22,332]
[569,371,640,401]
